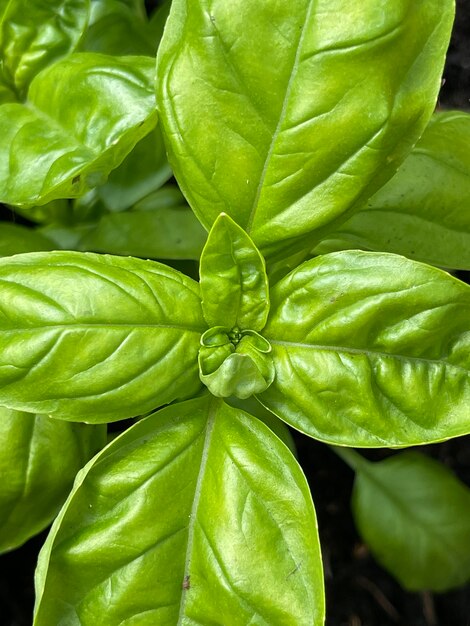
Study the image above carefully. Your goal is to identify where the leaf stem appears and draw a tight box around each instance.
[330,446,368,472]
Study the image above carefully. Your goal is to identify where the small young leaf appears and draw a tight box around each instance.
[0,53,158,207]
[0,406,105,553]
[200,213,269,330]
[157,0,454,257]
[0,251,206,421]
[0,0,89,96]
[34,396,325,625]
[351,451,470,591]
[199,328,275,398]
[315,111,470,270]
[259,251,470,447]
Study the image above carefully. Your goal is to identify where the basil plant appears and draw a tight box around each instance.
[0,0,470,624]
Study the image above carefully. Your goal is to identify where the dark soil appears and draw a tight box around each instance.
[1,2,470,625]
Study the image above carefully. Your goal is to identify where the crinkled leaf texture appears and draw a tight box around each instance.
[351,451,470,591]
[157,0,454,257]
[316,111,470,270]
[0,53,158,207]
[0,0,89,95]
[0,251,206,422]
[34,396,325,625]
[259,251,470,447]
[0,406,106,553]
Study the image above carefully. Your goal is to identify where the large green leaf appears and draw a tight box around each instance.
[342,449,470,591]
[200,213,269,330]
[0,406,106,553]
[0,0,89,96]
[315,111,470,270]
[259,251,470,447]
[34,396,324,625]
[157,0,454,258]
[0,251,206,422]
[0,53,158,208]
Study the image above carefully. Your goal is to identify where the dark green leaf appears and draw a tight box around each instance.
[0,223,55,256]
[0,251,206,422]
[260,251,470,446]
[34,396,324,625]
[351,451,470,591]
[157,0,454,257]
[0,406,105,553]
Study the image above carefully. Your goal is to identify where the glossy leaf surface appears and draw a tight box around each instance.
[351,451,470,591]
[157,0,454,256]
[0,406,105,553]
[0,0,89,96]
[315,111,470,270]
[34,397,324,625]
[200,214,269,330]
[0,251,206,421]
[0,53,157,207]
[260,251,470,447]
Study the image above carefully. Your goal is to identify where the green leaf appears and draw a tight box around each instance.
[78,206,207,260]
[0,251,206,422]
[81,0,155,56]
[96,128,172,213]
[200,213,269,330]
[0,53,158,208]
[0,406,105,553]
[0,0,89,96]
[0,223,55,256]
[259,251,470,447]
[157,0,454,257]
[34,396,324,625]
[315,111,470,270]
[350,450,470,591]
[199,328,275,399]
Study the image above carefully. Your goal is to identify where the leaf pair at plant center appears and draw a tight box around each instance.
[199,214,274,398]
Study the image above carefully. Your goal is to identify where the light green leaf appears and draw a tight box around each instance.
[199,328,275,399]
[34,396,324,625]
[0,0,89,96]
[96,128,172,213]
[349,450,470,591]
[0,53,158,208]
[315,111,470,270]
[0,406,105,553]
[157,0,454,257]
[81,0,154,55]
[259,251,470,447]
[200,213,269,330]
[0,251,206,422]
[78,206,207,260]
[0,223,55,256]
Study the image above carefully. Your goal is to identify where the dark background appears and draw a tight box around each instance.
[1,2,469,625]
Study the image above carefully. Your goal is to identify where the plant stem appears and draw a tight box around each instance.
[330,445,368,472]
